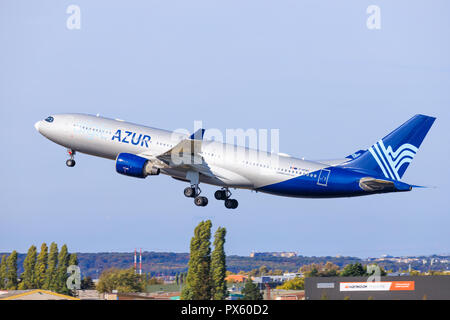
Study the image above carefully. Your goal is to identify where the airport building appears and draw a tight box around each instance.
[305,275,450,300]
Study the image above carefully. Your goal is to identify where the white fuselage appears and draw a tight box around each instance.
[35,113,329,191]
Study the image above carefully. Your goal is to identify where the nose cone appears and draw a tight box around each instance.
[34,121,41,132]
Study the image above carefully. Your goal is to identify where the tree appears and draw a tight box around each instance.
[19,245,37,289]
[299,262,340,277]
[276,277,304,290]
[34,243,48,289]
[55,244,70,294]
[259,265,268,276]
[211,227,227,300]
[248,269,258,277]
[241,277,262,300]
[322,262,340,276]
[272,269,284,276]
[146,276,161,285]
[181,220,212,300]
[340,263,366,277]
[300,263,320,277]
[0,255,7,289]
[44,242,58,290]
[69,253,78,266]
[81,276,95,290]
[6,251,18,290]
[96,268,144,293]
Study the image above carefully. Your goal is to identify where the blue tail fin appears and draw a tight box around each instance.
[342,114,436,180]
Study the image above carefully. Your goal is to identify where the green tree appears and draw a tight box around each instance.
[259,265,268,276]
[300,263,320,277]
[276,277,304,290]
[69,253,78,266]
[321,262,340,277]
[55,244,70,294]
[340,263,366,277]
[241,277,263,300]
[44,242,58,290]
[81,276,95,290]
[211,227,227,300]
[34,243,48,289]
[18,245,37,289]
[248,269,259,277]
[272,269,284,276]
[181,220,212,300]
[96,268,144,293]
[0,255,7,289]
[6,251,18,290]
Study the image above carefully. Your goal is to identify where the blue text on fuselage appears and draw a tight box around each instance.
[112,130,151,147]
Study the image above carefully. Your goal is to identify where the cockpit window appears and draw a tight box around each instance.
[45,116,54,123]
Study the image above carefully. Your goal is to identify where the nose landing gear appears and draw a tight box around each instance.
[66,149,76,167]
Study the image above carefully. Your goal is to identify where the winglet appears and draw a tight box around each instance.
[190,129,205,140]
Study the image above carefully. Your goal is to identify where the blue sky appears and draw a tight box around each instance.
[1,0,449,258]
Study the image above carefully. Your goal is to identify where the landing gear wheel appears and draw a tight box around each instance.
[215,188,231,200]
[224,199,238,209]
[66,149,76,167]
[184,187,196,198]
[194,196,208,207]
[66,159,76,167]
[214,190,227,200]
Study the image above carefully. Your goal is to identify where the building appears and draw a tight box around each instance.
[250,252,297,258]
[283,272,303,280]
[305,275,450,300]
[225,274,248,283]
[272,290,305,300]
[253,276,286,284]
[0,290,79,300]
[76,289,102,300]
[103,291,180,300]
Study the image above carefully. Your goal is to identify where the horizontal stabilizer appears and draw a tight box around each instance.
[359,177,411,193]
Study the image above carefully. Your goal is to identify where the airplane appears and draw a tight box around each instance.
[34,113,435,209]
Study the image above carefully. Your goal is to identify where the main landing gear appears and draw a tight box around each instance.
[215,188,238,209]
[184,186,208,207]
[184,171,208,207]
[183,171,238,209]
[66,149,76,167]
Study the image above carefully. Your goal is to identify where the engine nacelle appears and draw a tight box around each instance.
[115,153,160,178]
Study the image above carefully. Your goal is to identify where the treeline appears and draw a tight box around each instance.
[0,243,78,295]
[63,252,363,278]
[35,252,447,279]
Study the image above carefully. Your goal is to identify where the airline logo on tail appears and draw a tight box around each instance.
[368,140,419,180]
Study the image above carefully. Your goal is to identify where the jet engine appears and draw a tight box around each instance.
[115,153,160,178]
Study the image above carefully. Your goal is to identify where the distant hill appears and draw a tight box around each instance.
[75,252,364,278]
[2,252,448,279]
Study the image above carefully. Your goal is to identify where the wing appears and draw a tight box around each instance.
[316,150,367,166]
[137,129,218,179]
